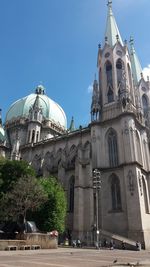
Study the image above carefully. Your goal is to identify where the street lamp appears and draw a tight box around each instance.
[93,168,101,249]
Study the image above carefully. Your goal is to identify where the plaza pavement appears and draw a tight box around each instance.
[0,247,150,267]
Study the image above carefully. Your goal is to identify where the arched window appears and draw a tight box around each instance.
[69,176,75,213]
[106,61,114,103]
[106,61,113,87]
[31,130,35,143]
[111,174,122,211]
[107,86,114,103]
[34,111,37,120]
[36,131,39,142]
[142,94,149,117]
[116,59,123,87]
[108,129,118,167]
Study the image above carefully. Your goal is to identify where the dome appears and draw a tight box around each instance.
[5,86,67,129]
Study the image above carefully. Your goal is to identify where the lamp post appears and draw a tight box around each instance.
[93,168,101,249]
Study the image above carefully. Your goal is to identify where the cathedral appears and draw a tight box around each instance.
[0,1,150,249]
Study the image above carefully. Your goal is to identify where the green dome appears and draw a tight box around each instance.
[5,91,67,128]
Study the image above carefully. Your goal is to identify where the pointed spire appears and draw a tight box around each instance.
[69,116,75,132]
[130,37,142,85]
[33,94,40,109]
[105,0,123,47]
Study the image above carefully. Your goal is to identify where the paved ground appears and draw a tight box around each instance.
[0,247,150,267]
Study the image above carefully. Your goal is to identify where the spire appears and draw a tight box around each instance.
[33,94,40,109]
[130,37,142,85]
[91,76,101,122]
[105,0,123,47]
[69,116,75,132]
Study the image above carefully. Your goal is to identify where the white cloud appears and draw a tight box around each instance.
[87,84,93,94]
[143,64,150,81]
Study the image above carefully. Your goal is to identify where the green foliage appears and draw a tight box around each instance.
[0,159,35,193]
[29,176,67,233]
[0,176,48,221]
[0,158,67,234]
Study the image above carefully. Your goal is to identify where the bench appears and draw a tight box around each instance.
[31,244,41,250]
[6,245,18,251]
[20,245,31,250]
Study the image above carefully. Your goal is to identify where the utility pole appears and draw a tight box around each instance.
[93,168,101,249]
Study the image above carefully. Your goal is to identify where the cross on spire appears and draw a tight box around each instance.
[107,0,112,7]
[105,0,123,47]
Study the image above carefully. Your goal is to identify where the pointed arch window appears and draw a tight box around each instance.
[107,86,114,103]
[36,131,39,142]
[116,59,123,88]
[142,94,149,117]
[108,129,118,167]
[68,176,75,213]
[34,111,37,120]
[106,61,113,87]
[31,130,35,143]
[111,175,122,211]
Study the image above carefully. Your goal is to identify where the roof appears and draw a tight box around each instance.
[130,38,142,85]
[104,1,123,47]
[5,90,67,129]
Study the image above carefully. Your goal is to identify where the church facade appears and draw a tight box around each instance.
[1,1,150,249]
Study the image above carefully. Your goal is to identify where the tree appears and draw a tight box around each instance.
[0,176,48,223]
[29,176,67,233]
[0,159,35,194]
[0,158,67,234]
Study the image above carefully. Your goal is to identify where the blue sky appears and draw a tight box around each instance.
[0,0,150,128]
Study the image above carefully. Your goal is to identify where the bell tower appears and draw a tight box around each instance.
[94,0,135,122]
[90,0,150,249]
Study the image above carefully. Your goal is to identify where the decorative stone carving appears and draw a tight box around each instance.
[127,170,135,196]
[118,66,131,110]
[42,151,55,173]
[138,171,143,196]
[91,79,101,121]
[32,154,42,176]
[77,142,91,167]
[123,121,129,135]
[91,129,96,143]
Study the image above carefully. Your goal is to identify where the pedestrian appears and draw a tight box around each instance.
[110,240,114,250]
[136,241,141,251]
[76,238,81,248]
[121,241,126,250]
[103,239,108,248]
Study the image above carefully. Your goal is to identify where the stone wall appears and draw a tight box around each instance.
[0,233,57,250]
